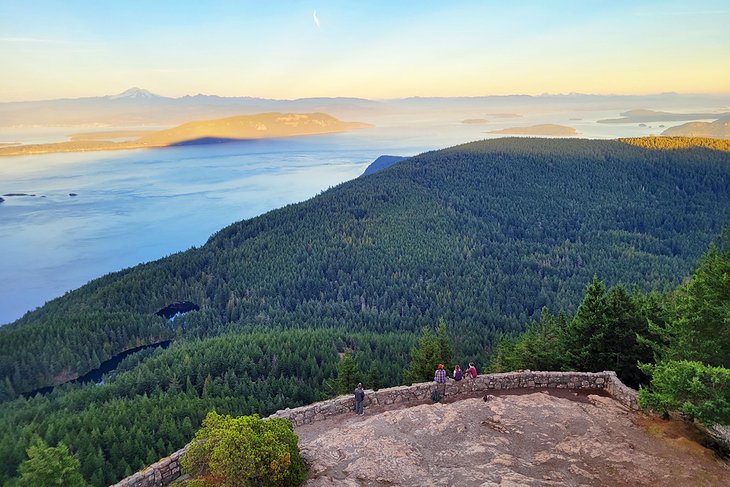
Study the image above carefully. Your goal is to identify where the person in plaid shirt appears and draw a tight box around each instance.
[434,364,447,383]
[434,364,447,398]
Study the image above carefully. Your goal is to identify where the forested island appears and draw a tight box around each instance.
[489,124,577,136]
[0,137,729,485]
[0,112,371,157]
[661,117,730,139]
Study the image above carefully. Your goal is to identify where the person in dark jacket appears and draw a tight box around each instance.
[354,383,365,415]
[453,365,462,381]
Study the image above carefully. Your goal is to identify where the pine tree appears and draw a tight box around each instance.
[435,319,454,367]
[564,276,609,372]
[17,440,87,487]
[335,352,361,395]
[404,325,454,384]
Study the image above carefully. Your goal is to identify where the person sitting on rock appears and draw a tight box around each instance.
[465,362,477,379]
[434,364,447,384]
[434,364,447,398]
[453,364,462,381]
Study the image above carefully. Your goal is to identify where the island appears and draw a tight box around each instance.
[661,117,730,139]
[461,118,489,125]
[361,155,407,177]
[598,109,727,124]
[69,130,154,141]
[489,124,578,136]
[0,113,373,157]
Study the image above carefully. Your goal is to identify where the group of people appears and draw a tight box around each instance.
[352,362,478,415]
[434,362,477,383]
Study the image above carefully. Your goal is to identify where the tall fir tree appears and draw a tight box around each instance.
[17,439,87,487]
[335,351,361,395]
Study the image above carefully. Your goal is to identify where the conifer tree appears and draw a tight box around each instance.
[17,439,87,487]
[335,351,361,395]
[564,276,609,372]
[404,324,455,384]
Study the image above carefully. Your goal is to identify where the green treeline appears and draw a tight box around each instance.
[492,231,730,424]
[490,278,661,388]
[0,329,414,486]
[0,138,729,485]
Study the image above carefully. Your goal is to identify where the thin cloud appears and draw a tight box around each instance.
[313,10,320,28]
[0,37,67,44]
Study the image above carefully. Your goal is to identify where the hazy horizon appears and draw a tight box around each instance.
[5,87,730,104]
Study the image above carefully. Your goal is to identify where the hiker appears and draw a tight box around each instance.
[434,363,447,397]
[354,383,365,415]
[453,364,462,381]
[434,364,447,384]
[466,362,477,379]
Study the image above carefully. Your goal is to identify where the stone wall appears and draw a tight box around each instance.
[110,445,187,487]
[110,370,637,486]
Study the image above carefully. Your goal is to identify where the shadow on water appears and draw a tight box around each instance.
[167,137,255,146]
[24,340,172,398]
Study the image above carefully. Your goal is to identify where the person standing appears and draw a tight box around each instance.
[354,383,365,415]
[464,362,477,391]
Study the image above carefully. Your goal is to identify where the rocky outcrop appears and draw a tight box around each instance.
[298,392,728,486]
[110,371,638,487]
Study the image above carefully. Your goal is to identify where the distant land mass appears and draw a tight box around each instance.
[489,124,578,136]
[3,88,730,128]
[360,155,407,177]
[598,109,728,124]
[69,130,154,141]
[660,117,730,139]
[461,118,489,125]
[0,113,372,156]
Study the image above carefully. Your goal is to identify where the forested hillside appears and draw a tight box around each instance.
[0,138,728,485]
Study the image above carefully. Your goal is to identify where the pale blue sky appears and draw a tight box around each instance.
[1,0,728,101]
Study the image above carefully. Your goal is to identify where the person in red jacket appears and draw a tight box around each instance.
[465,362,477,379]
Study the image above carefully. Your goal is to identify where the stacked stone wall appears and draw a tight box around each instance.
[110,370,637,486]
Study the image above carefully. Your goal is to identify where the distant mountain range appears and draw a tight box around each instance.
[2,88,730,128]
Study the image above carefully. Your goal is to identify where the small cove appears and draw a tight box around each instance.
[23,340,172,397]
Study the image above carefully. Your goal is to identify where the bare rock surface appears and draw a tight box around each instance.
[296,391,729,486]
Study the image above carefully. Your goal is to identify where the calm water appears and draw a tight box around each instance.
[0,115,691,324]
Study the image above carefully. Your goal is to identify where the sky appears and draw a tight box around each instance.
[1,0,729,101]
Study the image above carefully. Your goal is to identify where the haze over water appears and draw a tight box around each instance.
[0,112,710,324]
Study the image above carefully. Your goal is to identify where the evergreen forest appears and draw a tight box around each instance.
[0,137,728,485]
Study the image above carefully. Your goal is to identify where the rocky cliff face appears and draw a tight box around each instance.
[297,391,729,486]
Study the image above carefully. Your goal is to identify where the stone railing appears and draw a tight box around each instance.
[110,370,637,486]
[270,370,638,427]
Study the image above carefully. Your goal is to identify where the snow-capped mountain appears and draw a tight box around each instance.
[108,87,164,100]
